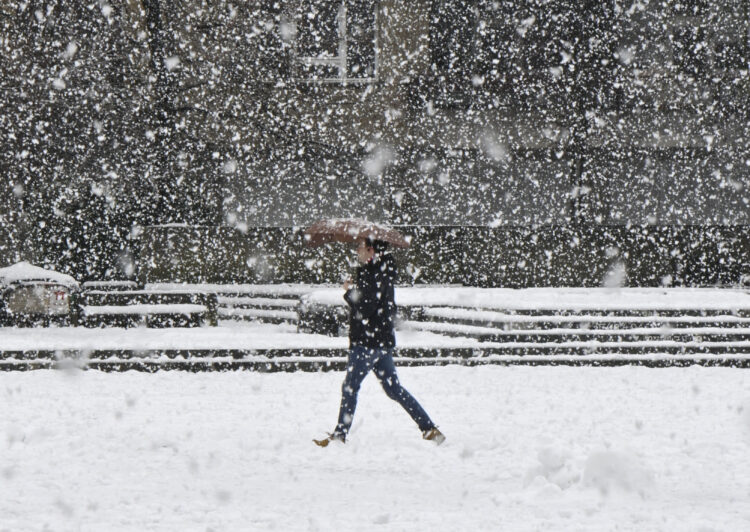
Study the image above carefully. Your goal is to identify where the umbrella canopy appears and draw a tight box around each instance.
[303,218,411,249]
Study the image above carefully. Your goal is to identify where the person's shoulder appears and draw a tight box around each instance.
[378,254,397,274]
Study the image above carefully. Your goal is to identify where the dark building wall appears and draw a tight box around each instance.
[0,1,154,277]
[137,224,750,287]
[2,1,750,285]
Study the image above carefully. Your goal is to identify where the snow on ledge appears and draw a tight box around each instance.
[83,304,207,316]
[147,283,750,311]
[0,261,78,288]
[305,286,750,311]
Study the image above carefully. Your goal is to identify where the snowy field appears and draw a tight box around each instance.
[3,365,750,531]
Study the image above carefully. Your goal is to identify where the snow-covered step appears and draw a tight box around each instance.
[218,307,298,323]
[417,307,750,327]
[83,304,207,316]
[216,296,300,309]
[407,336,750,354]
[3,348,750,372]
[401,320,750,347]
[214,293,300,324]
[400,320,750,339]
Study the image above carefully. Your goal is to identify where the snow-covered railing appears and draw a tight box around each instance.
[148,283,309,327]
[74,288,218,328]
[216,295,300,324]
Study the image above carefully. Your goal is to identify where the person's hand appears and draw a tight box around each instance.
[343,279,353,291]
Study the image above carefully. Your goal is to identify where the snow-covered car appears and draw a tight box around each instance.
[0,262,79,326]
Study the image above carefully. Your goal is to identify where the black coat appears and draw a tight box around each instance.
[344,253,397,349]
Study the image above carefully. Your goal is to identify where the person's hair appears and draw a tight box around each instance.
[365,237,389,254]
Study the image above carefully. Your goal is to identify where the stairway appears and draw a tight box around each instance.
[5,286,750,371]
[399,306,750,356]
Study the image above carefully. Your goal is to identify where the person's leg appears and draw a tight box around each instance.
[374,350,436,433]
[333,346,377,438]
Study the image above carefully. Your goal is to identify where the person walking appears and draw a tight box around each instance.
[314,237,445,447]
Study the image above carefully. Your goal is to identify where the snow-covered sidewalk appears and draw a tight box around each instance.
[2,365,749,531]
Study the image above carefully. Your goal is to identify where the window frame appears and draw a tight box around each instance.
[290,1,378,85]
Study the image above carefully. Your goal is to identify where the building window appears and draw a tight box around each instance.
[288,0,377,82]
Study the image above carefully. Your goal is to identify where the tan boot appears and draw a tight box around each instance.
[422,427,446,445]
[313,433,345,447]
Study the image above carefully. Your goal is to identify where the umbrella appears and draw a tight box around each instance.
[303,218,411,249]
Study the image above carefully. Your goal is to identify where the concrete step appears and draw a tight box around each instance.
[411,307,750,329]
[218,307,298,324]
[2,348,749,371]
[400,320,750,342]
[216,296,300,309]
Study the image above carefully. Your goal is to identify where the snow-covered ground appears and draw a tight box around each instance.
[2,365,749,531]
